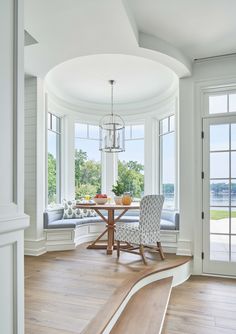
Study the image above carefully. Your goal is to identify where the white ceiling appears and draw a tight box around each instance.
[46,54,176,105]
[128,0,236,60]
[25,0,236,106]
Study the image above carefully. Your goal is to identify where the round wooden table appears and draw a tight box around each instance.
[76,203,140,254]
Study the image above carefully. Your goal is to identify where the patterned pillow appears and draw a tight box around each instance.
[62,200,84,219]
[81,208,97,217]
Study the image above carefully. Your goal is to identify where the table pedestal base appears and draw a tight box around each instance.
[75,204,139,255]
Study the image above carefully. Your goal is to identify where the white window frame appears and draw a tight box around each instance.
[74,122,102,197]
[158,113,178,210]
[203,87,236,118]
[46,112,62,205]
[118,123,145,200]
[201,85,236,276]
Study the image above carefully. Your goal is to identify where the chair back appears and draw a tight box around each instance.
[139,195,164,234]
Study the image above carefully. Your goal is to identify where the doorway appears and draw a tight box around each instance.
[202,116,236,276]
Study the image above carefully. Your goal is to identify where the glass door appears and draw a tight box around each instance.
[202,116,236,276]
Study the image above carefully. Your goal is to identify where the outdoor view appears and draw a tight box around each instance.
[74,123,101,198]
[48,113,61,205]
[160,115,175,209]
[118,125,144,200]
[48,119,176,205]
[209,120,236,262]
[74,123,144,199]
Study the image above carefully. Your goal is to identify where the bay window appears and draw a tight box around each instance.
[118,124,144,200]
[159,115,176,209]
[47,112,61,205]
[74,123,101,198]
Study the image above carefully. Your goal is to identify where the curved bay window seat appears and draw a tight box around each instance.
[43,208,179,252]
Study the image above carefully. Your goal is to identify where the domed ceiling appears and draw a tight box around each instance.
[45,54,177,106]
[25,0,236,109]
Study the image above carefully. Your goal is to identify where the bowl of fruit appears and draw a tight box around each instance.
[93,194,108,205]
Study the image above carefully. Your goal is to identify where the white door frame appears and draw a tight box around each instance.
[202,115,236,276]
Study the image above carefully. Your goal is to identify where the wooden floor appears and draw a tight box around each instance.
[25,243,188,334]
[162,275,236,334]
[111,277,173,334]
[25,244,236,334]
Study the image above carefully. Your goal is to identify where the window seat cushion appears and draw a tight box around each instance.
[46,217,106,229]
[44,208,179,230]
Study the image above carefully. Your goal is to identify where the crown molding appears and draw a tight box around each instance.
[46,79,178,117]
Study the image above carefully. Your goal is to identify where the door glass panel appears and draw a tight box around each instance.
[231,207,236,234]
[210,124,229,151]
[231,152,236,178]
[231,236,236,262]
[210,234,229,261]
[231,182,236,207]
[210,180,229,207]
[209,95,227,114]
[210,152,229,178]
[205,110,236,274]
[231,124,236,150]
[229,94,236,113]
[210,208,229,234]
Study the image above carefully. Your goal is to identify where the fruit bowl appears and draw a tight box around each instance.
[93,195,108,205]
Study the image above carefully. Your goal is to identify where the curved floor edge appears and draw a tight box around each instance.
[82,258,192,334]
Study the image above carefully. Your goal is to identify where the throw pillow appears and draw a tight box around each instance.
[62,200,84,219]
[81,208,97,217]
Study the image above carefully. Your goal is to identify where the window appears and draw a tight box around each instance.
[118,124,144,200]
[159,115,175,209]
[75,123,101,198]
[47,112,61,204]
[209,91,236,114]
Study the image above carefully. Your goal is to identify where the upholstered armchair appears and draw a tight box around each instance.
[115,195,165,264]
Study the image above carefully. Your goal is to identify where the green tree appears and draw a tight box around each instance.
[75,149,101,198]
[48,153,56,203]
[75,149,87,187]
[118,160,144,199]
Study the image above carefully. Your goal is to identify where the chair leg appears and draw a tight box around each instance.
[157,242,165,260]
[140,244,147,265]
[117,240,120,258]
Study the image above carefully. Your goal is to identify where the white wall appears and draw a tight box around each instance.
[25,77,37,237]
[0,0,29,333]
[178,55,236,272]
[24,77,46,256]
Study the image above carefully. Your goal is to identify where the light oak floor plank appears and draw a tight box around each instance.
[162,275,236,334]
[25,243,188,334]
[111,277,173,334]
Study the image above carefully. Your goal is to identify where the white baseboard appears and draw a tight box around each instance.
[24,238,47,256]
[176,239,192,256]
[25,224,180,256]
[46,228,179,254]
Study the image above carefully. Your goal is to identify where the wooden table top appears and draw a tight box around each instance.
[76,203,140,210]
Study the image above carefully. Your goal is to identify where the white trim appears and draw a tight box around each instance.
[42,224,179,254]
[176,239,192,256]
[102,260,192,334]
[193,74,236,275]
[45,80,179,118]
[24,238,46,256]
[46,88,178,202]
